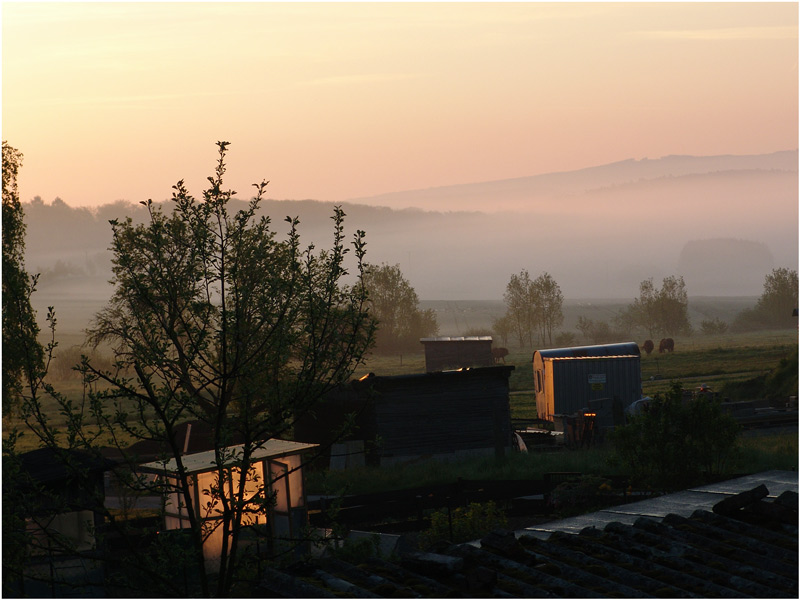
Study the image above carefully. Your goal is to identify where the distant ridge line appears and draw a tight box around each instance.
[348,149,798,204]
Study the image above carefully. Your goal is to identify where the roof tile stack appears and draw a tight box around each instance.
[257,483,798,598]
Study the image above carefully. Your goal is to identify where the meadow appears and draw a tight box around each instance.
[307,431,798,496]
[7,300,797,476]
[311,328,799,495]
[40,325,798,402]
[358,328,798,416]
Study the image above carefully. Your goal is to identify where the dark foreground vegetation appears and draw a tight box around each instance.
[307,430,797,498]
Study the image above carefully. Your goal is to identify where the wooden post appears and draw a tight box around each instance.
[493,395,506,463]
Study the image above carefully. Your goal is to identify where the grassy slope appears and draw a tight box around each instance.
[314,333,799,495]
[719,347,798,402]
[308,431,798,496]
[8,305,797,480]
[362,329,798,413]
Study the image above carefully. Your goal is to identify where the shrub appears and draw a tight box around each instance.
[549,475,614,514]
[418,501,507,548]
[331,534,382,563]
[720,348,798,402]
[700,318,728,335]
[611,382,740,491]
[764,349,799,399]
[730,308,772,333]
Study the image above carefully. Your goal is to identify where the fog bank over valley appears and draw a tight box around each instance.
[24,151,797,334]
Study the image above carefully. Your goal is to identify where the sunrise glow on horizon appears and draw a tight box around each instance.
[3,2,797,210]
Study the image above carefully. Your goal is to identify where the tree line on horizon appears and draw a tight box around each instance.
[484,268,796,350]
[364,262,796,354]
[10,169,799,358]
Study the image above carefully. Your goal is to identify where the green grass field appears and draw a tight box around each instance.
[306,431,798,496]
[360,329,798,418]
[6,325,796,458]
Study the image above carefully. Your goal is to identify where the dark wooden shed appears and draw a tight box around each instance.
[8,448,114,597]
[420,336,494,372]
[16,447,111,521]
[294,365,515,467]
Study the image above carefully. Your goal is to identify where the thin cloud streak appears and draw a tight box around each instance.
[297,73,424,87]
[635,26,797,41]
[4,91,239,110]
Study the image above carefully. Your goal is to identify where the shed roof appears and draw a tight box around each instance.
[139,439,318,475]
[20,447,114,484]
[548,354,640,362]
[516,469,797,538]
[420,336,493,342]
[354,365,514,386]
[534,342,641,360]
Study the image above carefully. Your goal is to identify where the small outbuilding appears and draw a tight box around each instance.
[11,447,113,597]
[420,336,494,372]
[139,439,317,570]
[294,365,515,466]
[16,447,112,552]
[532,342,642,424]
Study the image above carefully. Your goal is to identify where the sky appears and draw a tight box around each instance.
[2,2,798,210]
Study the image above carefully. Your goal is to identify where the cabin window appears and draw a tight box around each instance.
[535,370,543,393]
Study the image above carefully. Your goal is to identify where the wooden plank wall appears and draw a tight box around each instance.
[422,339,494,372]
[370,367,513,462]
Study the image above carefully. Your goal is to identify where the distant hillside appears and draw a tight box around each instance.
[22,196,486,281]
[349,150,797,213]
[22,150,797,332]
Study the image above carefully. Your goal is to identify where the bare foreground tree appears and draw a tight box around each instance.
[4,142,376,597]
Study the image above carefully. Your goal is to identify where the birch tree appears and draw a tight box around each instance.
[532,272,563,346]
[503,269,536,347]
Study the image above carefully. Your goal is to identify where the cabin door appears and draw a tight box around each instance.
[268,460,292,544]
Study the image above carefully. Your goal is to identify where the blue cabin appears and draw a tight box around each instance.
[532,342,641,422]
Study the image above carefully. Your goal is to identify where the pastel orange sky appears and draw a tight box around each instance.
[3,2,798,209]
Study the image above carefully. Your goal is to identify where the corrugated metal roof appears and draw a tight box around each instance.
[420,336,493,342]
[535,342,641,359]
[355,365,514,384]
[139,439,318,475]
[548,354,639,361]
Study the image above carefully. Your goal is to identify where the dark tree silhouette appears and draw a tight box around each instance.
[362,262,438,353]
[15,142,377,597]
